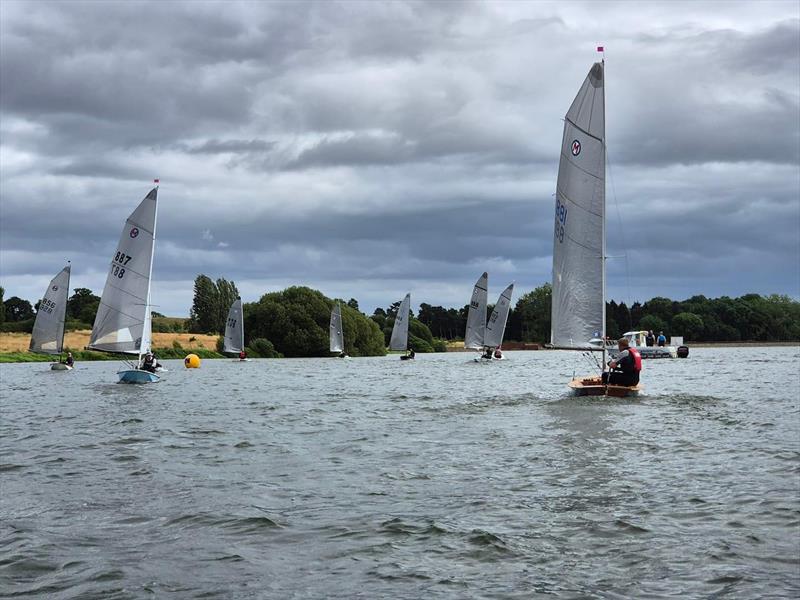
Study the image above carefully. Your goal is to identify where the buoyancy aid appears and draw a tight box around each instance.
[629,347,642,372]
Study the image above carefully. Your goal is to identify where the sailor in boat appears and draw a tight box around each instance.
[238,350,247,360]
[657,331,667,347]
[601,338,641,387]
[140,352,157,373]
[405,348,416,360]
[646,330,655,347]
[338,351,348,359]
[482,346,493,360]
[494,347,503,359]
[64,352,74,367]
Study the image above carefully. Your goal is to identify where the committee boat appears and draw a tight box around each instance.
[550,60,640,397]
[88,184,160,384]
[29,263,72,370]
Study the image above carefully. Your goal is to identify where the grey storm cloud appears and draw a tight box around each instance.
[1,0,798,316]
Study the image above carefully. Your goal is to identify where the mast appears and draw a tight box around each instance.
[60,261,71,360]
[601,58,607,370]
[240,297,245,352]
[142,179,159,365]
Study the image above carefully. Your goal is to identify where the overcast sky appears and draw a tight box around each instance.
[1,0,798,317]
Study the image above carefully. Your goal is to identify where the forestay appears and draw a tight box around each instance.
[224,297,244,354]
[330,303,344,353]
[464,272,488,350]
[29,264,71,355]
[89,188,158,355]
[484,283,515,349]
[389,293,411,351]
[551,61,605,349]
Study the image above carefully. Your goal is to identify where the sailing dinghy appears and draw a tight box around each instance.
[464,274,514,361]
[329,302,348,358]
[390,293,413,359]
[30,263,72,370]
[550,60,640,397]
[481,282,514,361]
[224,297,249,361]
[88,184,160,384]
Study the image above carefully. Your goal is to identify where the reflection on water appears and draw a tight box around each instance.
[1,347,798,598]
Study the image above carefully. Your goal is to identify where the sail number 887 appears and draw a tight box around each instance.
[555,198,568,243]
[110,251,134,278]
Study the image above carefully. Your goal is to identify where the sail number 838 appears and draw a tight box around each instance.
[555,198,568,243]
[110,251,134,278]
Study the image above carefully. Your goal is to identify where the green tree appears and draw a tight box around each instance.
[67,288,100,321]
[246,286,385,357]
[215,278,240,333]
[511,283,551,343]
[189,275,220,333]
[3,296,34,322]
[671,312,704,341]
[0,286,5,324]
[639,315,667,335]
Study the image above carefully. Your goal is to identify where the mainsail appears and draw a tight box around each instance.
[484,283,515,349]
[464,272,488,350]
[89,187,158,355]
[389,293,411,351]
[224,297,244,354]
[329,303,344,353]
[551,61,605,349]
[29,264,71,355]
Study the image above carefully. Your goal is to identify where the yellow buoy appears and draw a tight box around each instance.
[184,354,201,369]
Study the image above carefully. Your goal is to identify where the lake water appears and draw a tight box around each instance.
[1,348,798,599]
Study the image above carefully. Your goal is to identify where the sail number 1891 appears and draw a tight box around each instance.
[555,197,568,243]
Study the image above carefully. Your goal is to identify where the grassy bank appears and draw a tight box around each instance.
[0,346,225,363]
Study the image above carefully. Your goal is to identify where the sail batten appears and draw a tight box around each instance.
[551,62,606,350]
[464,272,488,350]
[29,265,71,355]
[89,187,158,355]
[329,303,344,353]
[223,298,244,354]
[389,293,411,351]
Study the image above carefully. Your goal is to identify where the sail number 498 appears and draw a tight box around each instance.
[555,197,568,243]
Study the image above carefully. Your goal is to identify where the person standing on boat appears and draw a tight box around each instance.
[65,352,74,367]
[238,350,247,360]
[602,338,641,387]
[657,331,666,347]
[646,331,655,347]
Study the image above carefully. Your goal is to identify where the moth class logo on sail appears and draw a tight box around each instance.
[129,227,139,238]
[571,139,581,156]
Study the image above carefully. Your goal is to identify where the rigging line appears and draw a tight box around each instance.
[605,144,633,313]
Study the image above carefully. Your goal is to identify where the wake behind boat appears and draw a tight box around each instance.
[88,184,161,383]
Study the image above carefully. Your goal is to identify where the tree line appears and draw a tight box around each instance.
[3,275,798,346]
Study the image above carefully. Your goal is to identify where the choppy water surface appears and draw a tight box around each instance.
[1,348,798,598]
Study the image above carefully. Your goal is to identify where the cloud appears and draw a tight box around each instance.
[1,1,798,316]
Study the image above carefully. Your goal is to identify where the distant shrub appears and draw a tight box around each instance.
[0,319,34,333]
[188,336,197,342]
[247,338,282,358]
[172,340,184,351]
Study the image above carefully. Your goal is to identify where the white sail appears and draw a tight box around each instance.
[484,283,514,349]
[329,303,344,353]
[551,61,605,349]
[223,297,244,354]
[464,272,488,350]
[29,264,71,355]
[389,293,411,351]
[89,187,158,355]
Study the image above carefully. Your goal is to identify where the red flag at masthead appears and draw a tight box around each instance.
[154,179,160,184]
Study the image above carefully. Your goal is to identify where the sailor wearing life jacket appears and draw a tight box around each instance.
[602,337,641,387]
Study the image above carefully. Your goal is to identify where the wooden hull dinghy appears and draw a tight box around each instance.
[568,376,641,398]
